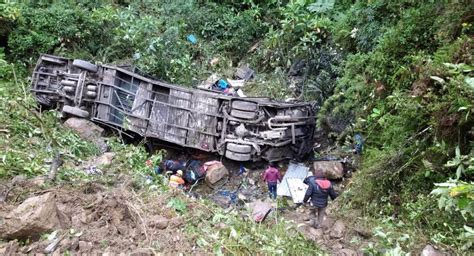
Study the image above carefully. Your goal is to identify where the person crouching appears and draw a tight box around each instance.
[169,170,185,189]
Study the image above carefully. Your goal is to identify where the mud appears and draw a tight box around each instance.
[0,178,204,255]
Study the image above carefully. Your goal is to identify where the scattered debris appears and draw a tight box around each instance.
[84,166,103,175]
[287,178,309,203]
[313,161,344,179]
[227,79,246,88]
[234,65,255,81]
[186,34,197,44]
[63,117,107,152]
[1,193,64,240]
[251,201,272,222]
[277,162,310,200]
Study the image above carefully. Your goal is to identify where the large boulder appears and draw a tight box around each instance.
[313,161,344,179]
[64,117,107,152]
[205,162,229,187]
[0,193,63,240]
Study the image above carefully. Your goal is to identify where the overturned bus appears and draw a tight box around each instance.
[31,54,316,162]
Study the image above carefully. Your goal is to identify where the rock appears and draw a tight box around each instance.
[216,222,228,229]
[329,220,346,239]
[205,162,229,187]
[313,161,344,179]
[0,193,63,240]
[130,248,155,256]
[251,201,272,222]
[212,194,231,208]
[421,245,443,256]
[354,227,371,238]
[309,227,323,237]
[93,152,116,166]
[0,240,19,256]
[63,117,107,152]
[59,238,71,249]
[332,243,343,250]
[70,238,79,250]
[78,241,93,252]
[169,217,184,228]
[11,175,27,185]
[148,216,169,229]
[336,248,358,256]
[30,176,47,187]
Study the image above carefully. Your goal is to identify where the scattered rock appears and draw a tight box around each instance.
[309,227,323,237]
[329,220,346,239]
[59,238,71,249]
[0,193,63,240]
[321,217,336,230]
[11,175,27,185]
[70,238,79,250]
[30,176,47,187]
[216,222,228,229]
[0,240,19,256]
[421,245,443,256]
[64,117,107,152]
[332,243,343,250]
[354,227,372,238]
[205,162,229,187]
[313,161,344,179]
[78,241,93,252]
[212,194,232,208]
[336,248,358,256]
[148,216,169,229]
[169,217,184,228]
[92,152,116,167]
[130,248,155,256]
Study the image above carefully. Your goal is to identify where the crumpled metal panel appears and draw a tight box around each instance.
[277,162,309,197]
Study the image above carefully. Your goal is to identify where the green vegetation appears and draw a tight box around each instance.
[1,0,473,254]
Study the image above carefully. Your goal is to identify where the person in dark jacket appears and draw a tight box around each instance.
[303,169,337,228]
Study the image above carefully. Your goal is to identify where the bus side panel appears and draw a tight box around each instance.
[96,68,115,120]
[164,90,191,145]
[128,81,151,135]
[187,93,219,151]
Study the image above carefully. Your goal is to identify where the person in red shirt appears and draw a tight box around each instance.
[263,162,282,199]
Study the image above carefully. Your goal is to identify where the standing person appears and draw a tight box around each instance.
[303,169,337,228]
[263,162,282,199]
